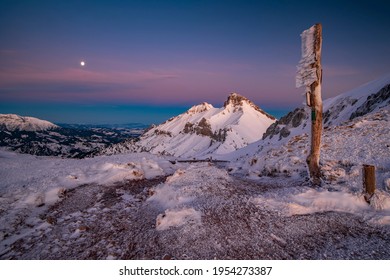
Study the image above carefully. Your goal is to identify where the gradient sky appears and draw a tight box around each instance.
[0,0,389,124]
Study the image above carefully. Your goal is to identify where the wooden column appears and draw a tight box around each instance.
[307,23,323,186]
[296,23,323,186]
[363,164,376,203]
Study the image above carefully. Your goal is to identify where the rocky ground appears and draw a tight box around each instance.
[2,165,389,260]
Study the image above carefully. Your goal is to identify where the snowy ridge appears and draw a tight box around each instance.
[0,114,58,131]
[102,93,276,158]
[324,73,390,125]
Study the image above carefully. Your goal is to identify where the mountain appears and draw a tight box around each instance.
[0,115,145,158]
[0,114,58,131]
[100,93,276,158]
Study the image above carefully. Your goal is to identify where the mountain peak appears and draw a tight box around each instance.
[223,92,248,108]
[223,93,276,120]
[187,102,214,114]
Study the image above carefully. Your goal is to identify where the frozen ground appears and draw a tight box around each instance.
[1,155,390,259]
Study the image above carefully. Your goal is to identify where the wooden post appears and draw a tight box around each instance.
[296,23,323,186]
[363,164,376,203]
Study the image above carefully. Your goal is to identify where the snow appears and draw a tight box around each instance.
[0,149,170,197]
[289,189,370,215]
[147,165,231,227]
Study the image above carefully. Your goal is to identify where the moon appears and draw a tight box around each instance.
[80,60,85,66]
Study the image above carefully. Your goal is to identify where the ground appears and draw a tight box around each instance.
[2,163,389,260]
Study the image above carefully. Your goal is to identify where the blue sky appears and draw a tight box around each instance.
[0,0,389,124]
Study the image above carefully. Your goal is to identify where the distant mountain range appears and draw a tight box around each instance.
[0,115,146,158]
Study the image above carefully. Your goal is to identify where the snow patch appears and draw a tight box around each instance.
[289,189,370,215]
[147,183,194,209]
[156,208,201,230]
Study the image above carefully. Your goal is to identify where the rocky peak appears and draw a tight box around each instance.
[187,102,214,114]
[223,93,276,120]
[223,93,249,108]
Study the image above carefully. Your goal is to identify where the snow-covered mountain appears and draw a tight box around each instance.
[0,114,58,131]
[102,93,276,158]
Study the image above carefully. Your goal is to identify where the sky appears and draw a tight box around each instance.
[0,0,389,124]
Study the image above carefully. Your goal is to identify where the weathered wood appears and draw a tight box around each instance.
[363,164,376,203]
[305,23,323,186]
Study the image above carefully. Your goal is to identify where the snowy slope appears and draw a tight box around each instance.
[0,114,58,131]
[118,93,276,158]
[323,73,390,126]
